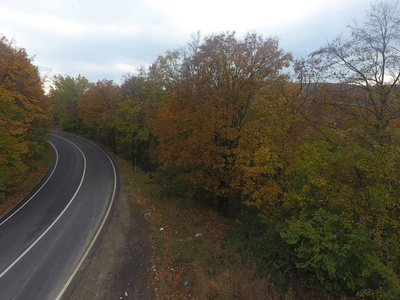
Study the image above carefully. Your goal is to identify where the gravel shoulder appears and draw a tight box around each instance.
[69,188,151,300]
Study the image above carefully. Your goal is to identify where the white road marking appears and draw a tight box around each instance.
[0,135,87,279]
[55,135,118,300]
[0,141,59,227]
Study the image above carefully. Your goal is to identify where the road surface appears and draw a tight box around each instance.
[0,131,117,299]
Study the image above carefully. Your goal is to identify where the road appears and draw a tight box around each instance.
[0,131,117,300]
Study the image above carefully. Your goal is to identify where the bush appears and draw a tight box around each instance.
[281,208,400,298]
[231,208,400,298]
[231,211,296,284]
[155,164,195,198]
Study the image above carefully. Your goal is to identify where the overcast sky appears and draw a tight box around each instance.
[1,0,369,84]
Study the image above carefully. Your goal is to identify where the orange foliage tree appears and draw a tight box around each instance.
[0,36,48,201]
[153,32,292,212]
[77,79,120,151]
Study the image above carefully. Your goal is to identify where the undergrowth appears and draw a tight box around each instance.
[0,144,52,217]
[117,157,349,300]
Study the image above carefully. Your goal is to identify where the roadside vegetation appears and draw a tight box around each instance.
[2,0,400,298]
[0,146,52,217]
[0,36,50,205]
[118,156,345,299]
[49,1,400,298]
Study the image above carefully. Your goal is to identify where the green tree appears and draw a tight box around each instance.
[116,74,166,170]
[49,74,91,131]
[233,2,400,296]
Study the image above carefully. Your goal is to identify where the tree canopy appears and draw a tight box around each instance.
[0,36,49,201]
[46,2,400,297]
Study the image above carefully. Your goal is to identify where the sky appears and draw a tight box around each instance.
[0,0,369,85]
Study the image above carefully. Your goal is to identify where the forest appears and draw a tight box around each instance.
[1,0,400,298]
[0,36,49,203]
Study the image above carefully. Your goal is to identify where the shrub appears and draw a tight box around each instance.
[155,164,195,198]
[231,211,296,284]
[281,208,400,298]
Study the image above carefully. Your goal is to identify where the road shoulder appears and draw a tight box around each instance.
[69,188,151,299]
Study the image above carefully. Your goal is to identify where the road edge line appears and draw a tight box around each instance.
[55,135,119,300]
[0,137,86,279]
[0,140,59,226]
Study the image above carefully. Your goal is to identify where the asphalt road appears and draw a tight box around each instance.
[0,131,117,300]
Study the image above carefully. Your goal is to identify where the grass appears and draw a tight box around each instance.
[117,157,303,299]
[118,156,355,299]
[0,145,53,217]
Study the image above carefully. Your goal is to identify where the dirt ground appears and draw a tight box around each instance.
[69,190,151,300]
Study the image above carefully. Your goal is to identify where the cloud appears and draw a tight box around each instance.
[144,0,365,35]
[0,8,84,36]
[0,0,181,83]
[0,0,369,83]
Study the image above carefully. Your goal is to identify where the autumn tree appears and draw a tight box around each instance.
[310,3,400,283]
[49,74,91,131]
[154,32,292,213]
[312,0,400,135]
[77,79,120,152]
[147,32,201,92]
[116,73,166,170]
[0,35,48,201]
[233,2,400,296]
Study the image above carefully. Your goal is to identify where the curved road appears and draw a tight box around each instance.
[0,131,117,300]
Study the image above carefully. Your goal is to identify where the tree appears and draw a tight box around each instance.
[77,79,120,152]
[154,32,292,213]
[312,0,400,134]
[147,31,201,92]
[49,74,91,131]
[0,35,48,201]
[233,3,400,296]
[116,74,166,170]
